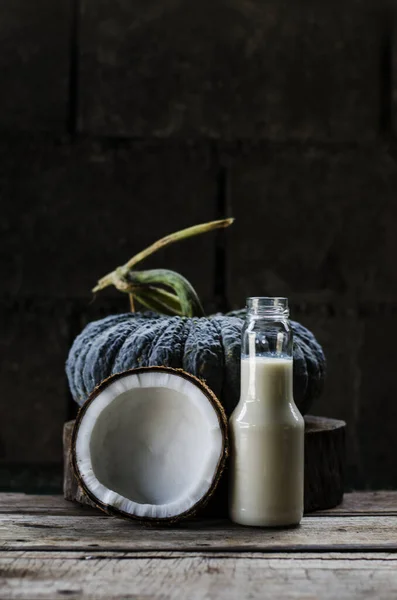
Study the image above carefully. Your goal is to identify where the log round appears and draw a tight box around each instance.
[63,415,346,516]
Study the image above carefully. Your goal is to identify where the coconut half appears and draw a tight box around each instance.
[72,366,228,522]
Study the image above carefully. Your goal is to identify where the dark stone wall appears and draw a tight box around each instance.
[1,0,396,491]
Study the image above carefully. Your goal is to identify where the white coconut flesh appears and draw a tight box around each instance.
[75,370,225,520]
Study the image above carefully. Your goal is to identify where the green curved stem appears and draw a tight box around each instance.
[93,218,234,293]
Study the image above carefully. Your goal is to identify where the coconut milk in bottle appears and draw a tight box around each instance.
[229,297,304,527]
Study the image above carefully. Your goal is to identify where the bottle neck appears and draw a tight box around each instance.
[242,297,292,359]
[241,319,292,359]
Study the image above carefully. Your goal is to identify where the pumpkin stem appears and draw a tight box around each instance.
[92,218,234,293]
[129,294,135,312]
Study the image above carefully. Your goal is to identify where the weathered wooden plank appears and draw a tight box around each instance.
[1,514,397,552]
[1,550,396,560]
[0,0,70,131]
[1,553,396,599]
[0,495,98,516]
[78,0,381,140]
[315,492,397,516]
[1,492,396,516]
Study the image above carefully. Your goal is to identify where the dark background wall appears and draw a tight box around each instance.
[1,0,396,492]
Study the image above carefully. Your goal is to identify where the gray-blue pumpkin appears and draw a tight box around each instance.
[66,310,325,416]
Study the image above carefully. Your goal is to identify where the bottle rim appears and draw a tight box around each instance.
[246,297,288,309]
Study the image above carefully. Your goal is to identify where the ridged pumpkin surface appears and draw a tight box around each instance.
[66,311,325,415]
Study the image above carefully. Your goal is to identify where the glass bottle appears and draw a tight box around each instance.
[229,297,304,527]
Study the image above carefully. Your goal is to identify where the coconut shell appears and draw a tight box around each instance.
[72,366,229,524]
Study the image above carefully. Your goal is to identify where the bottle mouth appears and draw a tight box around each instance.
[246,297,289,316]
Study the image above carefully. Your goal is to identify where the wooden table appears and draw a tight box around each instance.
[1,492,396,599]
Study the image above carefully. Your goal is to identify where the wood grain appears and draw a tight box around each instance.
[1,492,396,517]
[1,495,396,599]
[1,552,396,599]
[2,513,397,552]
[2,550,396,560]
[316,491,397,516]
[63,415,346,516]
[0,495,99,516]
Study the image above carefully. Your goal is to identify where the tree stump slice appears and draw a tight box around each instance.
[63,415,346,516]
[63,421,96,510]
[303,416,346,513]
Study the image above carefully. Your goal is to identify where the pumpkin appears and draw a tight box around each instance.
[66,219,326,416]
[66,309,325,416]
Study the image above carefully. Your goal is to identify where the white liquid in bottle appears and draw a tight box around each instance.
[229,356,304,527]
